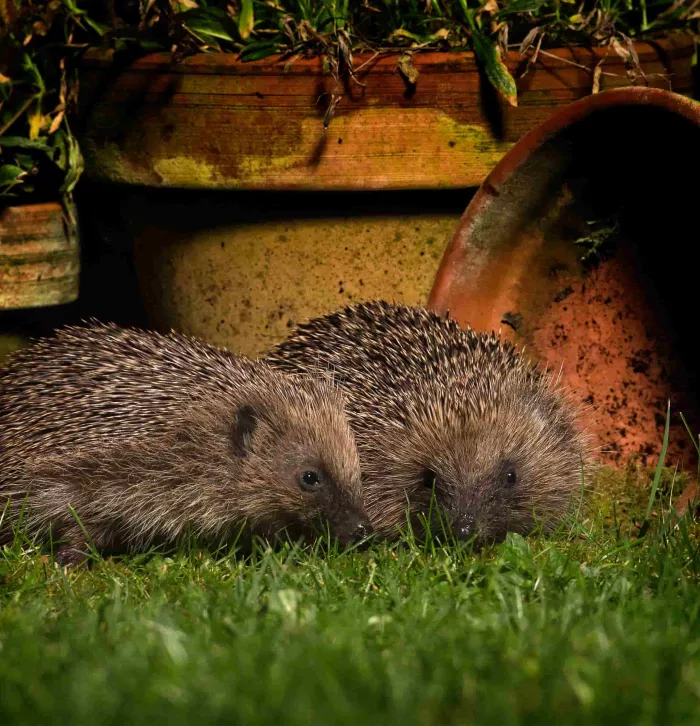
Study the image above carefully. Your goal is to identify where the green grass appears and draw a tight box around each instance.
[2,461,700,725]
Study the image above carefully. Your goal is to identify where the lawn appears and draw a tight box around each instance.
[1,460,700,725]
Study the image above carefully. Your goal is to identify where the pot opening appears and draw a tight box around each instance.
[432,99,700,471]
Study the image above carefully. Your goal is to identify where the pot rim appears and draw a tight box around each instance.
[80,33,694,73]
[428,86,700,311]
[0,201,66,215]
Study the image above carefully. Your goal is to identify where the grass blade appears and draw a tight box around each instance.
[643,399,671,526]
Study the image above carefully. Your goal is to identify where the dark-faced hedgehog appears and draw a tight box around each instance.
[0,323,370,564]
[265,301,590,542]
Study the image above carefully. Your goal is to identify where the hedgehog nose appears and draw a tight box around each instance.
[351,520,373,544]
[456,524,473,539]
[452,513,476,540]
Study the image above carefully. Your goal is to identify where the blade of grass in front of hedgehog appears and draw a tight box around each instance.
[678,410,700,512]
[657,464,684,541]
[641,399,671,534]
[679,411,700,457]
[66,504,102,564]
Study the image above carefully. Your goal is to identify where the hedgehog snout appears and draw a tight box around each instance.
[449,510,477,541]
[333,512,373,547]
[351,519,373,544]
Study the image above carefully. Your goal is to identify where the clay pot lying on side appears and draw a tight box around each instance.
[428,87,700,510]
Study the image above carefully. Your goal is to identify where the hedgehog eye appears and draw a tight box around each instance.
[301,470,323,491]
[504,470,518,486]
[422,469,438,490]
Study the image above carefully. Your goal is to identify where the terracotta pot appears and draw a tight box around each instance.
[88,186,462,357]
[77,36,694,190]
[428,87,700,500]
[0,202,80,310]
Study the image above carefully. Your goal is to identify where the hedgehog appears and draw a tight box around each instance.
[0,323,370,565]
[265,301,591,542]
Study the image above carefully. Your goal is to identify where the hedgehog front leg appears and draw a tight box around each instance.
[52,517,114,566]
[52,524,91,567]
[54,543,88,567]
[53,515,127,566]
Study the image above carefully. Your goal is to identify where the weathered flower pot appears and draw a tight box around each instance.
[75,37,695,356]
[79,37,694,190]
[0,202,81,365]
[88,186,459,357]
[428,87,700,485]
[0,202,80,310]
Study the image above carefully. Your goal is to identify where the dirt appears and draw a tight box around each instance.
[533,240,697,471]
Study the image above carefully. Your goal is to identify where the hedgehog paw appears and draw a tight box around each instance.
[54,544,88,568]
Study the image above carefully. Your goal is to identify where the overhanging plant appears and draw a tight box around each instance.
[0,1,100,210]
[114,0,700,109]
[1,0,697,206]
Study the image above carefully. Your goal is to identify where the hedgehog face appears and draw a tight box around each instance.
[271,446,372,546]
[363,384,588,543]
[418,456,524,542]
[448,403,585,543]
[234,395,371,546]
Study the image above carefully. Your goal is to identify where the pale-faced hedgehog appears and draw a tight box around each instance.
[266,301,590,542]
[0,323,370,564]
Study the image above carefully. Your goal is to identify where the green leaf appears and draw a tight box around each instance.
[334,0,348,31]
[0,164,25,181]
[471,29,518,107]
[181,9,240,43]
[238,0,255,40]
[51,130,69,172]
[82,15,110,37]
[50,129,84,195]
[387,28,423,43]
[64,134,84,195]
[20,54,45,94]
[13,153,37,171]
[0,164,27,187]
[498,0,548,16]
[238,41,279,61]
[0,136,51,151]
[62,0,83,15]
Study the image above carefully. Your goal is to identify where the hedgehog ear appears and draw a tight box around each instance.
[231,404,259,457]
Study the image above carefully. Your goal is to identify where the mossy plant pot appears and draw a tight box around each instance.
[79,36,694,190]
[76,36,695,357]
[0,202,80,310]
[0,201,80,366]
